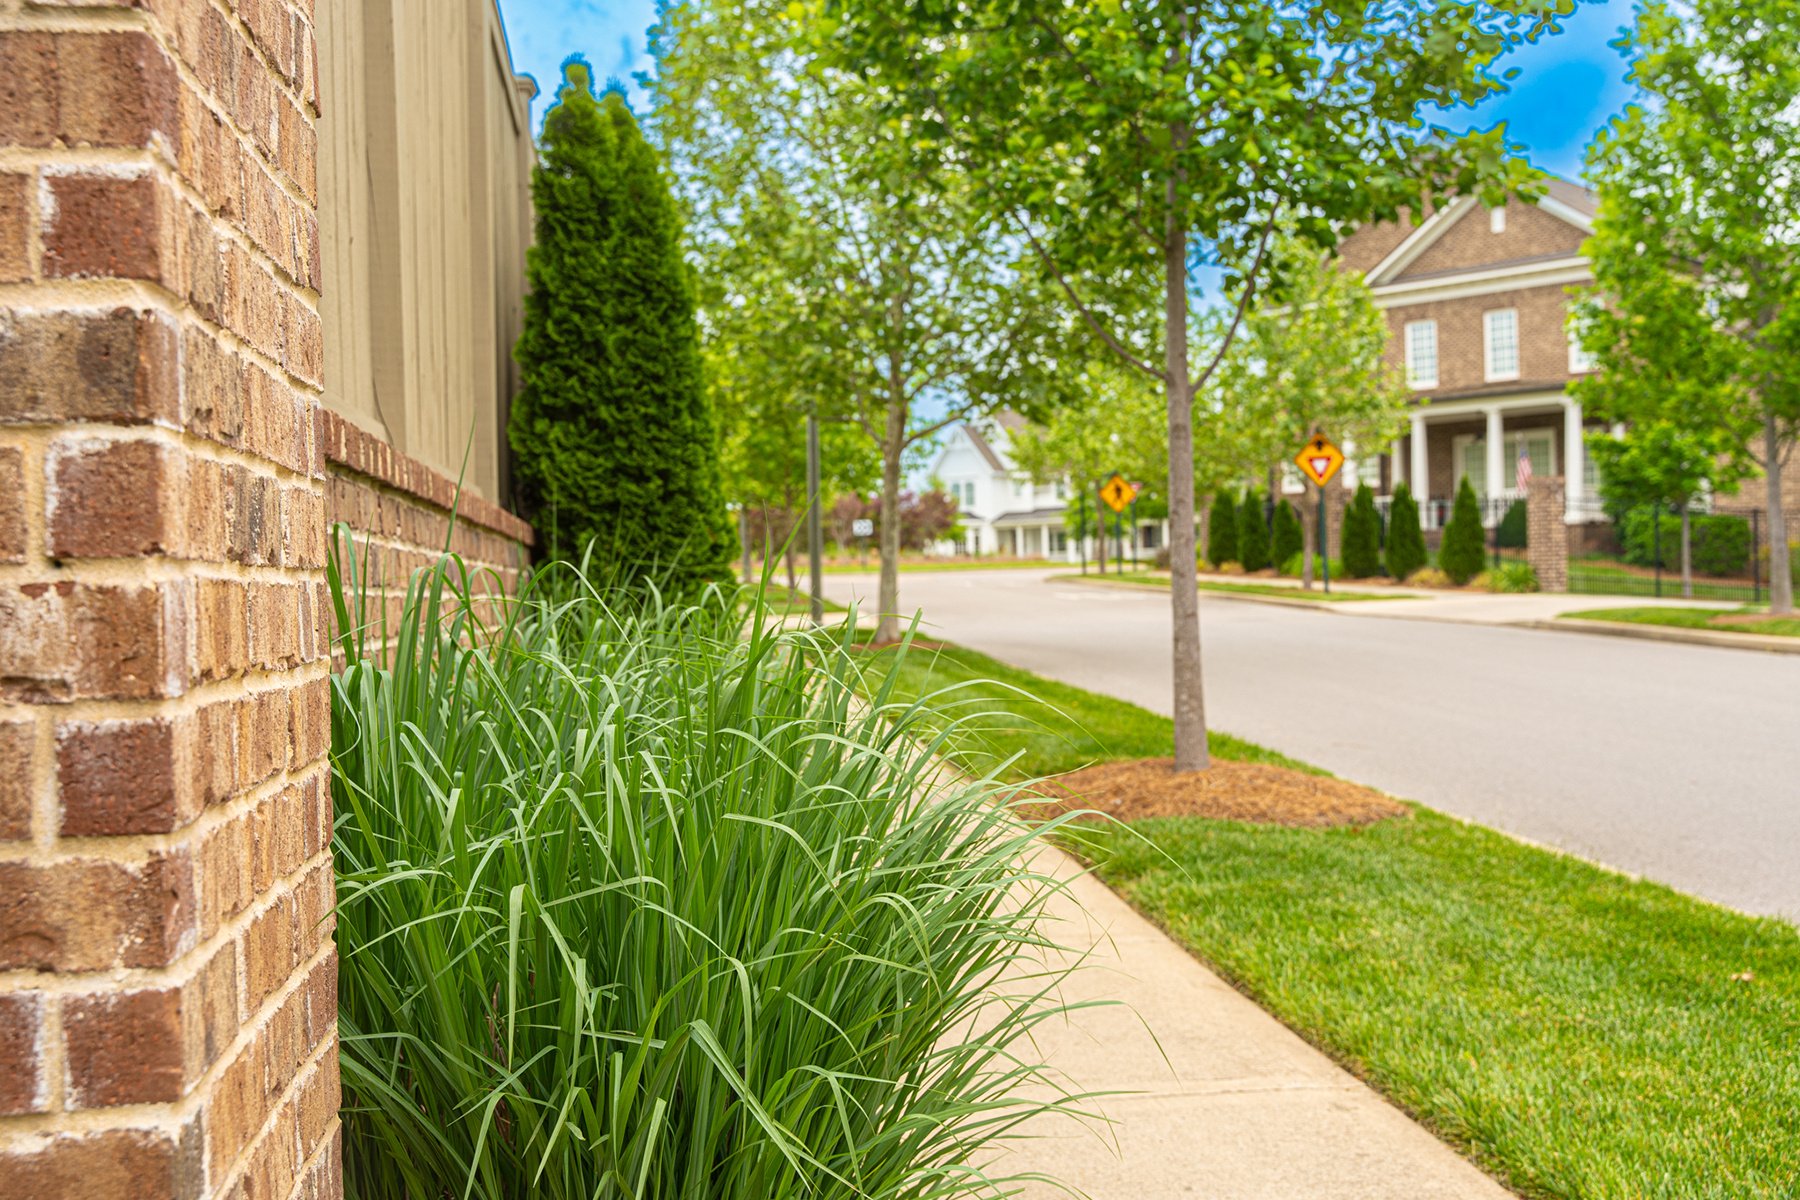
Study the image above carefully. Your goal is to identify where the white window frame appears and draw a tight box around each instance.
[1568,325,1596,374]
[1484,309,1520,382]
[1279,463,1306,495]
[1356,455,1381,489]
[1489,206,1506,234]
[1404,320,1438,389]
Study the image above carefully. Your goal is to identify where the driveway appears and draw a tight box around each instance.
[823,568,1800,920]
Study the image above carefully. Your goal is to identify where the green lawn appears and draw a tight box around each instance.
[858,638,1800,1200]
[820,557,1064,574]
[1568,557,1763,603]
[1562,606,1800,638]
[1053,571,1401,602]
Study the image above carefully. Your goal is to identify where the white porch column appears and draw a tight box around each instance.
[1391,439,1406,491]
[1409,413,1428,501]
[1485,405,1505,509]
[1564,396,1586,520]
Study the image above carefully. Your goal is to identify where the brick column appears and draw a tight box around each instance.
[0,3,339,1199]
[1527,475,1569,592]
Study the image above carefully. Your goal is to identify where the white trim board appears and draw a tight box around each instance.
[1371,259,1591,307]
[1365,197,1478,285]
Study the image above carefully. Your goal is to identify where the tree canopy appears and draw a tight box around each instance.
[510,62,732,589]
[1576,0,1800,611]
[824,0,1561,767]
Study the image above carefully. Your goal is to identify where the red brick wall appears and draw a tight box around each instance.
[0,2,340,1198]
[319,409,531,650]
[1386,285,1580,401]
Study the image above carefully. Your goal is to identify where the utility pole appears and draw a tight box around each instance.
[807,408,824,625]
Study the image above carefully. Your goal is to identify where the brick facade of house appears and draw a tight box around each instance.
[0,3,533,1198]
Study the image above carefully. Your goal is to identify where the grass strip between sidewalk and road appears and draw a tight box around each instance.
[853,637,1800,1200]
[1561,605,1800,638]
[1053,570,1401,602]
[821,557,1065,575]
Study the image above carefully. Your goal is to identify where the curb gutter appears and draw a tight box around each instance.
[1525,618,1800,655]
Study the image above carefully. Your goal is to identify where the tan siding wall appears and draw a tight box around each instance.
[317,0,533,504]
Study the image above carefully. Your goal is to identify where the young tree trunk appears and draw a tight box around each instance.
[874,399,907,643]
[1680,507,1692,600]
[1163,215,1209,773]
[1768,415,1793,615]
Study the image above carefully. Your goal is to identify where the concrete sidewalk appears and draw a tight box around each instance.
[1001,845,1511,1199]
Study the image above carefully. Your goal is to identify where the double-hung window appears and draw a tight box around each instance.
[1484,309,1520,381]
[1404,320,1438,389]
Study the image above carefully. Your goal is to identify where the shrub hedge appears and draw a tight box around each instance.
[1385,483,1429,582]
[1207,491,1239,569]
[1621,511,1751,576]
[1238,487,1271,572]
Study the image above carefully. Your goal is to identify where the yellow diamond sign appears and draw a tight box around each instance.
[1294,434,1345,488]
[1099,474,1138,514]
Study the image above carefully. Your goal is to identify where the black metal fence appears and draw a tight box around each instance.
[1566,501,1798,604]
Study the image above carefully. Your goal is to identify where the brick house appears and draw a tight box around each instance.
[1328,178,1604,537]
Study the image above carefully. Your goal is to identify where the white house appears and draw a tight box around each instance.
[927,413,1163,562]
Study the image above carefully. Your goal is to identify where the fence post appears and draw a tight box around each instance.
[1753,509,1762,606]
[1526,476,1569,591]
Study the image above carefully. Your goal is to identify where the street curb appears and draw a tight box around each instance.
[1524,618,1800,655]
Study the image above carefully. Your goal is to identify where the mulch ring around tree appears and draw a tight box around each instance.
[1021,758,1409,828]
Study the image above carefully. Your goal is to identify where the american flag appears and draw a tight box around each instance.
[1515,445,1533,491]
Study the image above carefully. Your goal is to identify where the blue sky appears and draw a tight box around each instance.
[497,0,1642,179]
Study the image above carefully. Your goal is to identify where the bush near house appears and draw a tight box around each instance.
[1475,561,1539,593]
[1497,499,1528,549]
[509,62,732,589]
[1341,484,1382,578]
[1385,482,1429,582]
[1272,499,1304,571]
[327,542,1085,1199]
[1207,491,1239,568]
[1238,487,1272,571]
[1621,511,1751,576]
[1280,551,1345,581]
[1439,478,1488,585]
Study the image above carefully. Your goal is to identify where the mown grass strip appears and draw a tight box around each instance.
[822,557,1065,575]
[1053,571,1401,602]
[1562,605,1800,638]
[858,639,1800,1200]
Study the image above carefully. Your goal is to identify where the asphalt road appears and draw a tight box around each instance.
[824,569,1800,920]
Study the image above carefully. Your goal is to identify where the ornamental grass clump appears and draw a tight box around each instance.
[326,536,1090,1200]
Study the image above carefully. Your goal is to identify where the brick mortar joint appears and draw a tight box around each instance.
[321,418,534,545]
[210,1027,339,1198]
[0,278,325,407]
[0,740,330,872]
[0,933,338,1150]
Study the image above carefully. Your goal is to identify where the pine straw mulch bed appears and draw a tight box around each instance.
[1021,758,1409,829]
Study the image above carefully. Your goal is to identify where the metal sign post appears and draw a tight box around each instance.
[1293,434,1346,594]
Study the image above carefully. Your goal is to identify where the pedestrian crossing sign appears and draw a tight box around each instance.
[1294,434,1345,488]
[1099,474,1138,513]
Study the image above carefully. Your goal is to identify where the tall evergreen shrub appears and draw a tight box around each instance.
[1386,481,1428,581]
[509,61,731,588]
[1206,491,1238,566]
[1341,484,1382,578]
[1272,499,1303,571]
[1237,488,1271,571]
[1439,477,1488,584]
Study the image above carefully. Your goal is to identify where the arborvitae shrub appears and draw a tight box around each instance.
[1237,488,1271,571]
[1272,499,1304,572]
[1385,482,1428,581]
[1496,499,1528,549]
[1439,476,1488,585]
[1341,484,1382,578]
[1206,491,1238,567]
[509,62,732,589]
